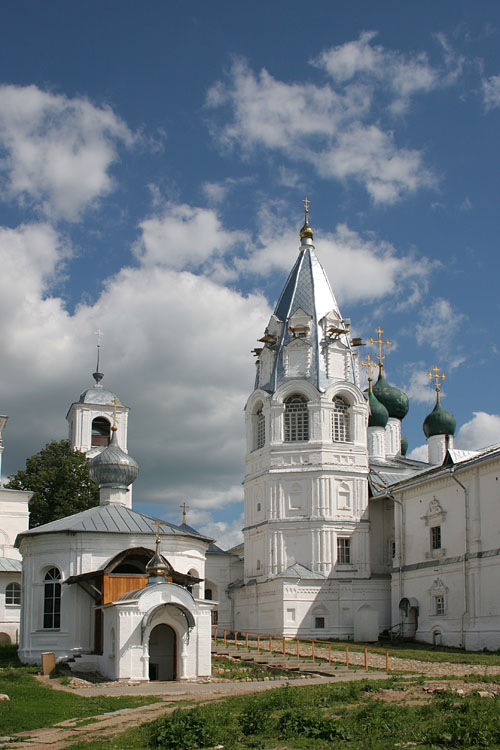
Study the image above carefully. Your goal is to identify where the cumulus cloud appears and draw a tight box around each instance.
[405,368,439,405]
[0,84,134,220]
[134,202,248,272]
[455,412,500,451]
[239,218,432,306]
[407,444,428,462]
[0,218,270,544]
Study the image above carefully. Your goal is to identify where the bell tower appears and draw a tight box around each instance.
[66,334,129,459]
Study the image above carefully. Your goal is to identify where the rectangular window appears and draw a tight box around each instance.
[337,537,351,565]
[315,616,325,629]
[435,596,445,616]
[391,541,396,559]
[287,608,296,623]
[431,526,441,550]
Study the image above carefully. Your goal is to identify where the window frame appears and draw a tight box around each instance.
[431,526,441,550]
[256,407,265,450]
[43,567,61,630]
[337,537,351,565]
[284,394,309,442]
[5,582,21,606]
[332,396,351,443]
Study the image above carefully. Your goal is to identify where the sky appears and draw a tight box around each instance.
[1,1,500,547]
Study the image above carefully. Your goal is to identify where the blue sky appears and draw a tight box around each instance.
[1,1,500,546]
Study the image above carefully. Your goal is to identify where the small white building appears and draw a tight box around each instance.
[17,397,215,680]
[0,416,31,644]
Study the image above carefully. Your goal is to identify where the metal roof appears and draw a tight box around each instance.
[259,238,355,394]
[16,504,213,542]
[0,557,21,572]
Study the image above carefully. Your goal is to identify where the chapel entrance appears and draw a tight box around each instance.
[149,624,176,681]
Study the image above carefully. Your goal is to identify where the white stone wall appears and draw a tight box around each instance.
[391,452,500,650]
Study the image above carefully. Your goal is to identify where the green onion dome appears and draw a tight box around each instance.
[373,373,409,420]
[368,390,389,428]
[423,401,456,439]
[89,430,139,488]
[401,435,408,456]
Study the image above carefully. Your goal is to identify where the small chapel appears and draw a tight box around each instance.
[16,372,215,680]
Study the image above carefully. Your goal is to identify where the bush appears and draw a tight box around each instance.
[278,708,351,741]
[149,706,224,749]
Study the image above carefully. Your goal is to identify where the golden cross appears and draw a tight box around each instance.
[107,396,121,430]
[369,327,391,374]
[361,354,376,391]
[303,196,310,218]
[427,365,446,403]
[154,519,162,550]
[180,502,190,524]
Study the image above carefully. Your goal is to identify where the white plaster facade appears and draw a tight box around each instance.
[390,446,500,650]
[0,416,31,644]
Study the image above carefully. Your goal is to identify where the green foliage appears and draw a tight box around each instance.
[278,708,351,741]
[239,699,272,736]
[149,705,230,750]
[6,439,99,527]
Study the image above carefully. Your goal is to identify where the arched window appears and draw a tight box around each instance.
[256,407,265,450]
[332,396,350,442]
[43,567,61,629]
[5,582,21,605]
[91,417,111,447]
[284,395,309,442]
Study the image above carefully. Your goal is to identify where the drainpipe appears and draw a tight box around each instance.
[450,467,468,648]
[387,493,404,635]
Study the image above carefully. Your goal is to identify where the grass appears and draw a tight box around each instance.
[0,645,162,736]
[212,655,303,680]
[90,678,498,750]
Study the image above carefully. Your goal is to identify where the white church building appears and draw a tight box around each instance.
[208,208,500,650]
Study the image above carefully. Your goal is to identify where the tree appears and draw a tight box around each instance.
[6,439,99,528]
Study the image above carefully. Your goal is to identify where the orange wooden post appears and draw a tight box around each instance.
[282,636,286,656]
[224,629,227,646]
[345,645,349,668]
[386,649,389,673]
[213,625,217,643]
[245,632,249,650]
[328,644,331,664]
[312,641,315,663]
[269,635,273,655]
[257,634,260,653]
[296,639,300,659]
[364,647,368,672]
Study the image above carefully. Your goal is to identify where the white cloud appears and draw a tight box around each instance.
[0,218,271,516]
[482,74,500,111]
[184,508,244,549]
[134,202,248,271]
[405,368,438,405]
[455,412,500,451]
[314,31,441,112]
[207,35,463,203]
[407,444,428,462]
[0,85,134,221]
[207,59,433,203]
[239,219,432,306]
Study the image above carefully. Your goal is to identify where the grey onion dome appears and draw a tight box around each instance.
[423,401,456,439]
[372,373,409,420]
[79,370,119,405]
[368,390,389,428]
[89,430,139,488]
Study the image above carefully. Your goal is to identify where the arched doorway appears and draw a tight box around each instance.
[149,624,176,681]
[399,597,418,639]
